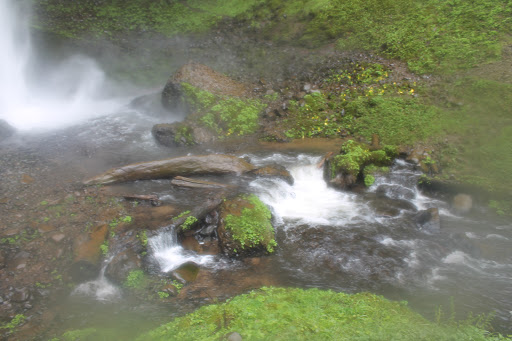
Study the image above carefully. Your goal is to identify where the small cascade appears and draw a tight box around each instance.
[250,154,373,227]
[72,258,121,302]
[368,159,451,214]
[149,227,215,273]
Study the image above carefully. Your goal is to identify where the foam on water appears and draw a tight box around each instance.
[149,229,215,273]
[250,154,372,227]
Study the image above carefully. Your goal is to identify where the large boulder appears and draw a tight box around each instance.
[105,249,142,284]
[162,63,251,112]
[250,164,294,185]
[217,194,276,257]
[0,119,15,141]
[70,224,108,282]
[83,154,256,185]
[152,122,216,147]
[414,207,440,231]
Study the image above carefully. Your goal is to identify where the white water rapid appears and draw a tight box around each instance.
[249,154,373,227]
[0,0,123,131]
[149,228,216,273]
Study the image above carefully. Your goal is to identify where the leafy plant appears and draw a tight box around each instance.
[124,270,146,289]
[0,314,25,332]
[224,194,276,253]
[181,216,198,231]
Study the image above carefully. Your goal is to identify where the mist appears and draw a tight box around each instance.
[0,0,126,131]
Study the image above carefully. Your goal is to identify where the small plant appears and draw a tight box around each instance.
[121,215,133,223]
[137,230,148,248]
[224,195,277,253]
[181,216,198,231]
[157,291,170,299]
[100,240,109,255]
[124,270,146,289]
[0,314,25,332]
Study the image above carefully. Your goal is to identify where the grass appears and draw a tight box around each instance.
[136,287,510,341]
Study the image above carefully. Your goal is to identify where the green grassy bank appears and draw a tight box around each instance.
[52,287,510,340]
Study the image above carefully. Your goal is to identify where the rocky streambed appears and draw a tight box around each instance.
[1,58,511,340]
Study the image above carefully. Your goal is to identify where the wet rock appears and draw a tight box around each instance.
[8,251,30,271]
[69,260,99,283]
[83,154,256,185]
[162,63,251,114]
[452,194,472,214]
[366,194,417,217]
[130,92,170,117]
[250,164,294,185]
[173,262,200,283]
[105,249,142,284]
[414,208,440,230]
[70,224,107,281]
[12,287,30,302]
[162,81,188,113]
[21,174,35,184]
[134,205,179,230]
[50,233,66,243]
[0,119,15,141]
[181,235,201,253]
[152,122,218,147]
[225,332,243,341]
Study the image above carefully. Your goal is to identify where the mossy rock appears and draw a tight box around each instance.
[324,139,395,190]
[217,194,276,257]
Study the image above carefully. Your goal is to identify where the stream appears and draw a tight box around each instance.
[0,0,511,338]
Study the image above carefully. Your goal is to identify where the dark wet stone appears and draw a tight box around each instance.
[173,262,200,283]
[0,119,15,141]
[105,249,142,284]
[251,164,294,185]
[12,287,30,302]
[414,208,440,230]
[69,260,99,283]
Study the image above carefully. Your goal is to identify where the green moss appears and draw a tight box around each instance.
[173,124,196,146]
[330,140,395,186]
[123,270,146,289]
[0,314,25,332]
[224,195,276,253]
[181,83,266,137]
[34,0,266,39]
[137,287,509,341]
[310,0,510,73]
[181,216,198,231]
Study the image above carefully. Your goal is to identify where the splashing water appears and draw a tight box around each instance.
[0,0,124,131]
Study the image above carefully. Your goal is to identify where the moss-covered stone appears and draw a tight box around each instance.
[324,139,395,190]
[218,194,276,257]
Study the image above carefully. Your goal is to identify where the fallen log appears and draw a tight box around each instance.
[171,176,233,189]
[84,154,256,186]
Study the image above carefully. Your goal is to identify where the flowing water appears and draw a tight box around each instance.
[1,0,511,337]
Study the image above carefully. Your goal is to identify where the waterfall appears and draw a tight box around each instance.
[149,227,215,273]
[72,258,121,302]
[0,0,123,131]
